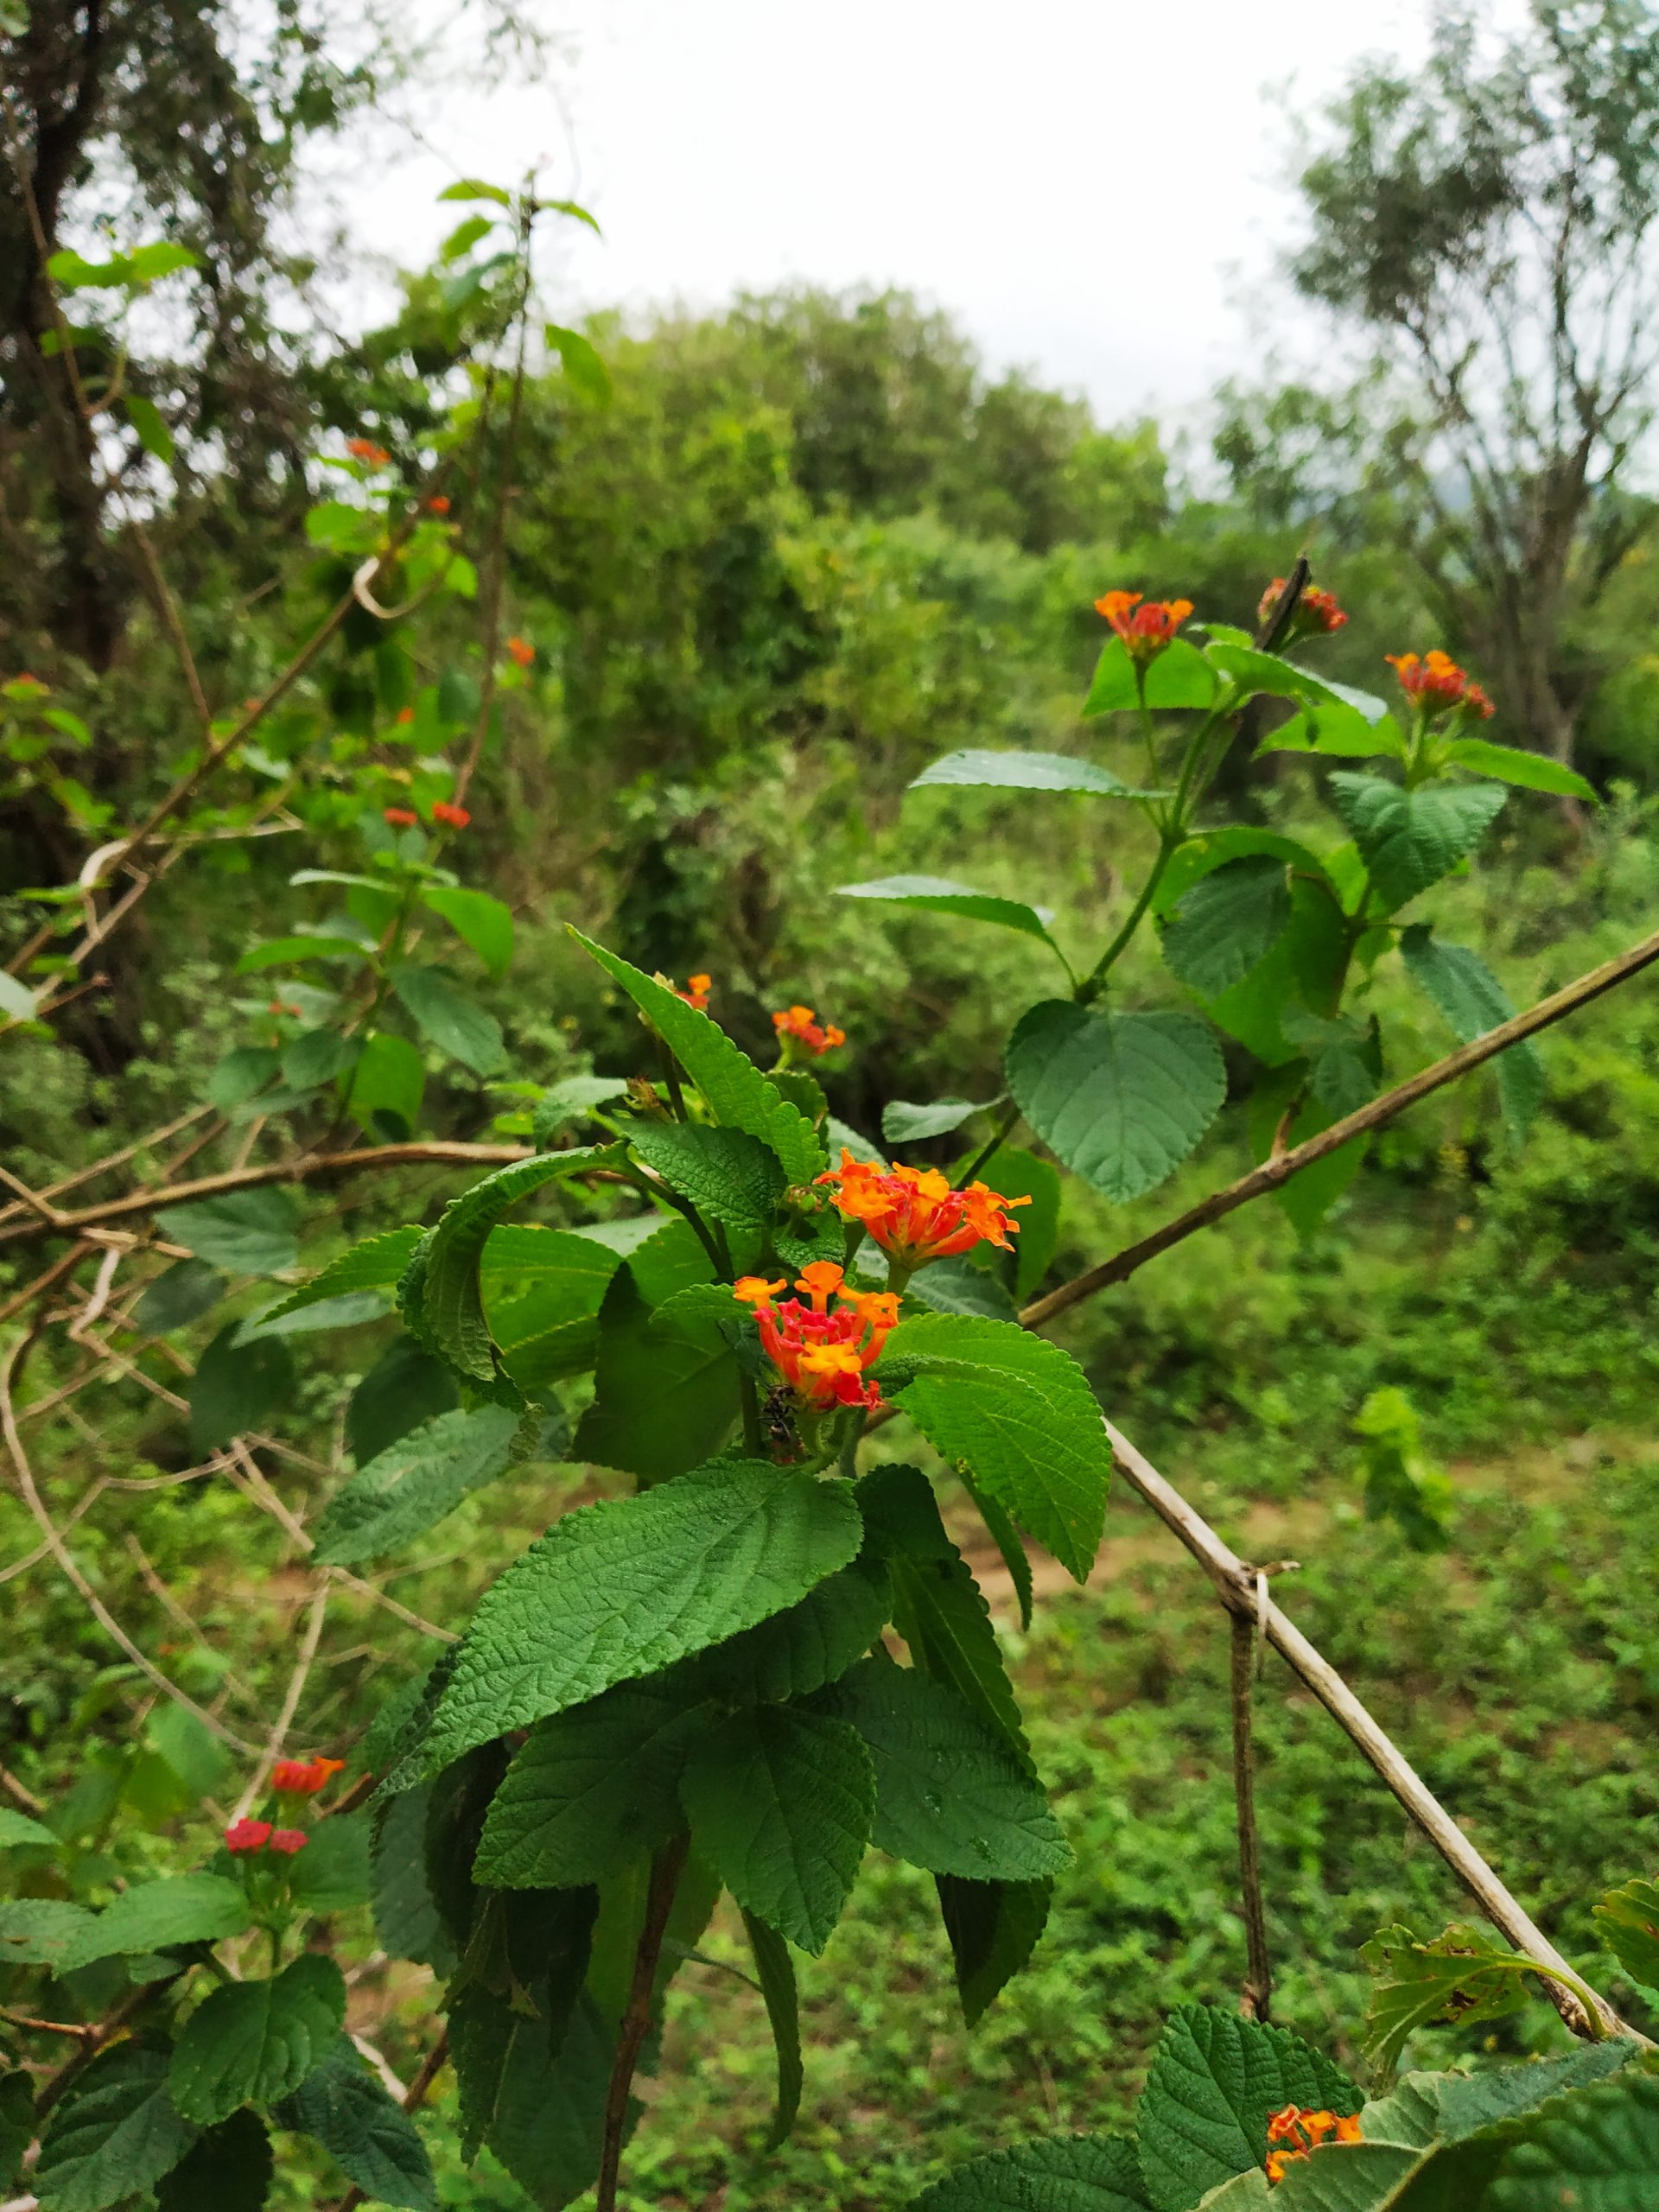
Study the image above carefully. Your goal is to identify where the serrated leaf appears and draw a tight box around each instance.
[1361,2042,1637,2152]
[880,1313,1112,1580]
[573,1255,741,1483]
[829,1659,1068,1881]
[1268,2143,1420,2207]
[188,1325,295,1452]
[936,1873,1052,2028]
[1326,774,1506,912]
[475,1684,708,1888]
[390,963,505,1075]
[371,1785,454,1973]
[34,2045,197,2212]
[1594,1877,1659,1991]
[1443,735,1598,802]
[0,1897,96,1967]
[275,2035,436,2210]
[428,1459,862,1765]
[1005,1001,1225,1204]
[1360,1923,1535,2071]
[905,1258,1020,1325]
[961,1471,1033,1630]
[482,1224,623,1386]
[1162,859,1293,996]
[1085,635,1216,714]
[676,1554,892,1705]
[910,2132,1151,2210]
[911,748,1159,798]
[681,1703,874,1953]
[419,885,514,977]
[134,1258,226,1336]
[169,1955,346,2124]
[315,1404,521,1565]
[1136,2004,1362,2212]
[348,1336,460,1465]
[740,1908,804,2149]
[283,1813,372,1914]
[1480,2066,1659,2210]
[836,874,1062,955]
[628,1121,785,1234]
[571,930,824,1182]
[155,2109,272,2212]
[1398,925,1544,1140]
[456,1988,609,2209]
[61,1873,251,1969]
[155,1187,300,1275]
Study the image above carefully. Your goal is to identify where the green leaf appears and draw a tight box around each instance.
[369,1784,454,1972]
[257,1226,423,1330]
[936,1873,1052,2028]
[282,1026,359,1091]
[282,1814,371,1915]
[0,1804,57,1848]
[1594,1877,1659,1992]
[1360,1923,1536,2070]
[1005,1001,1226,1205]
[572,1257,741,1483]
[742,1908,804,2149]
[169,1955,346,2124]
[438,177,512,204]
[1360,2042,1637,2151]
[963,1141,1061,1303]
[235,1289,388,1346]
[428,1459,862,1765]
[628,1121,786,1235]
[1204,641,1317,702]
[61,1873,251,1969]
[884,1097,995,1144]
[123,392,174,463]
[188,1324,295,1452]
[155,1187,300,1275]
[1267,2145,1419,2206]
[906,1259,1020,1325]
[910,2133,1150,2210]
[482,1224,624,1386]
[390,963,505,1075]
[1084,635,1216,715]
[0,2069,32,2189]
[275,2035,437,2211]
[879,1313,1112,1581]
[347,1032,426,1141]
[1398,925,1544,1140]
[234,934,367,972]
[133,1259,226,1336]
[911,748,1158,798]
[476,1684,708,1888]
[1162,860,1293,996]
[419,885,514,977]
[1136,2005,1362,2212]
[0,1897,97,1968]
[829,1659,1068,1880]
[456,1989,610,2209]
[961,1471,1033,1630]
[441,212,495,260]
[545,323,612,404]
[531,1073,632,1140]
[1443,735,1598,802]
[1467,2066,1659,2210]
[681,1702,874,1954]
[837,874,1061,956]
[207,1046,280,1110]
[675,1554,893,1705]
[155,2110,272,2212]
[127,241,200,282]
[571,930,824,1183]
[348,1338,459,1465]
[422,1147,620,1385]
[1326,774,1507,911]
[34,2045,197,2212]
[1257,700,1407,760]
[315,1404,521,1565]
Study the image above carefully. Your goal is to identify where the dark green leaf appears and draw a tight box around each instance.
[236,1291,389,1345]
[906,1259,1020,1325]
[275,2035,436,2211]
[188,1325,295,1452]
[962,1471,1033,1630]
[315,1403,521,1565]
[1005,1001,1225,1204]
[628,1121,786,1234]
[675,1554,893,1705]
[207,1046,280,1111]
[283,1814,372,1914]
[155,1188,299,1275]
[1162,860,1293,996]
[962,1141,1061,1303]
[936,1873,1052,2028]
[0,1897,96,1967]
[681,1703,874,1953]
[0,2069,35,2190]
[419,885,514,977]
[235,934,367,973]
[61,1873,251,1968]
[836,875,1061,954]
[428,1459,863,1765]
[347,1337,460,1466]
[1399,925,1544,1140]
[390,963,505,1075]
[133,1259,226,1336]
[458,1990,610,2209]
[282,1027,359,1091]
[35,2045,197,2212]
[1360,2041,1637,2152]
[572,1258,741,1483]
[258,1226,424,1331]
[910,2132,1150,2210]
[742,1909,804,2149]
[1326,774,1506,911]
[1475,2067,1659,2211]
[1443,735,1597,802]
[347,1031,425,1139]
[482,1224,624,1386]
[370,1785,454,1973]
[169,1955,346,2124]
[156,2110,272,2212]
[911,748,1157,798]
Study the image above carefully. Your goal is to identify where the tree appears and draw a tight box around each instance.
[1285,0,1659,768]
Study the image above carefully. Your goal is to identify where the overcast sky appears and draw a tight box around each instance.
[356,0,1443,429]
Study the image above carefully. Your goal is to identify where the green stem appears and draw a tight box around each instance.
[953,1103,1020,1190]
[1076,830,1180,1006]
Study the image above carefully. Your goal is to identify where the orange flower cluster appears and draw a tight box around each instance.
[271,1756,345,1797]
[1264,2107,1363,2183]
[676,972,714,1011]
[427,494,451,515]
[734,1262,899,1414]
[505,635,535,669]
[1258,578,1348,635]
[1386,650,1494,720]
[224,1818,309,1857]
[431,800,470,829]
[1096,588,1194,662]
[816,1150,1028,1271]
[384,805,418,826]
[772,1004,845,1056]
[346,437,391,465]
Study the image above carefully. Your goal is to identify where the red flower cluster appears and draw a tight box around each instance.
[1096,588,1194,662]
[266,1001,302,1018]
[815,1150,1028,1271]
[271,1756,345,1798]
[1264,2106,1363,2184]
[224,1819,309,1857]
[427,494,451,515]
[1258,578,1348,636]
[1385,650,1494,720]
[431,800,470,829]
[5,672,48,697]
[675,972,714,1011]
[346,437,391,465]
[505,635,535,669]
[734,1262,899,1414]
[384,805,418,826]
[772,1004,846,1056]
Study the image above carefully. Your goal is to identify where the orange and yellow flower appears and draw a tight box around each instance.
[1258,577,1348,636]
[1264,2107,1363,2183]
[505,635,535,669]
[346,436,391,465]
[383,805,418,826]
[772,1004,846,1057]
[271,1756,346,1798]
[431,800,470,829]
[1096,588,1195,663]
[1385,650,1495,720]
[815,1150,1028,1272]
[426,494,451,515]
[734,1264,898,1414]
[676,972,714,1011]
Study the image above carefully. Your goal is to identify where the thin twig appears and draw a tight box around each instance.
[1230,1610,1272,2020]
[232,1578,330,1818]
[596,1834,690,2212]
[1021,919,1659,1329]
[0,1245,92,1325]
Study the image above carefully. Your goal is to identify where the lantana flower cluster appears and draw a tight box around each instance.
[773,1003,846,1058]
[734,1263,898,1414]
[1258,577,1348,637]
[1096,588,1194,663]
[1386,649,1494,720]
[222,1755,345,1860]
[1264,2105,1363,2184]
[816,1151,1028,1274]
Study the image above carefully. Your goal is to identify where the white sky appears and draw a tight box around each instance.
[354,0,1440,428]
